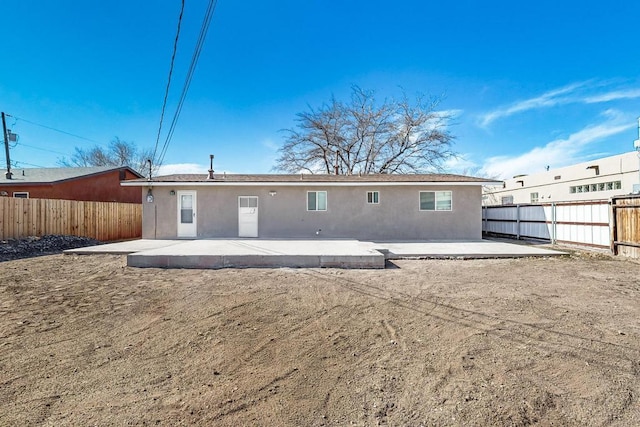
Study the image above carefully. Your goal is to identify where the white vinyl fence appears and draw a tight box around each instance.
[482,201,610,248]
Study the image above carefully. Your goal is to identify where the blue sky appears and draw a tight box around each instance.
[1,0,639,179]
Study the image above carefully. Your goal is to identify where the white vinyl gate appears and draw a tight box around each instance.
[482,201,610,248]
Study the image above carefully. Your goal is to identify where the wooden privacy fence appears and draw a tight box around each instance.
[611,194,640,258]
[0,197,142,241]
[483,200,611,249]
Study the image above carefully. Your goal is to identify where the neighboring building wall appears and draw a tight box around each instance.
[142,184,482,240]
[0,170,141,203]
[484,151,640,205]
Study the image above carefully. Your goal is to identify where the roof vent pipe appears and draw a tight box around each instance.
[208,154,214,180]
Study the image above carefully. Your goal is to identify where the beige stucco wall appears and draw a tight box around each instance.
[142,184,483,240]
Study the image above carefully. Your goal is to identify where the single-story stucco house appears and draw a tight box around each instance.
[122,173,500,240]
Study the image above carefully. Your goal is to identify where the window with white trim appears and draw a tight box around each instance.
[239,196,258,208]
[530,192,539,203]
[366,191,379,204]
[420,191,452,211]
[569,180,622,194]
[501,195,514,205]
[13,192,29,198]
[307,191,327,211]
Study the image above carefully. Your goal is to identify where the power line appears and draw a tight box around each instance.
[15,142,70,157]
[156,0,218,169]
[7,114,101,144]
[152,0,185,165]
[1,159,48,168]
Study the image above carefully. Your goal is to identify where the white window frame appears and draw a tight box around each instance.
[307,191,327,211]
[419,191,452,211]
[366,191,379,204]
[238,196,258,208]
[530,192,539,203]
[13,192,29,198]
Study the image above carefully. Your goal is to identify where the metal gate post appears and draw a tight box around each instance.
[551,202,556,244]
[516,204,521,240]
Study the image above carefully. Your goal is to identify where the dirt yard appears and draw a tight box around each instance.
[1,250,639,426]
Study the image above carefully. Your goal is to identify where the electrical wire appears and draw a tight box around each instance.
[156,0,218,169]
[156,0,218,168]
[2,159,48,168]
[6,114,101,144]
[15,142,70,157]
[152,0,185,165]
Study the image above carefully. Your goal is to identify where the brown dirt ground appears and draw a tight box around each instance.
[1,250,639,426]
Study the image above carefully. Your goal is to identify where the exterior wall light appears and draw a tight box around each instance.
[269,191,277,196]
[146,188,154,203]
[170,190,176,195]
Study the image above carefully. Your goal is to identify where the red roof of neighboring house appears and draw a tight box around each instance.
[1,166,142,183]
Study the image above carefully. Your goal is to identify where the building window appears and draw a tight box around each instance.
[530,192,539,203]
[420,191,452,211]
[501,195,514,205]
[307,191,327,211]
[366,191,379,204]
[13,192,29,198]
[239,196,258,208]
[569,180,623,194]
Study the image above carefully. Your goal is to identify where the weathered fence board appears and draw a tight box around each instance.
[611,194,640,258]
[0,197,141,241]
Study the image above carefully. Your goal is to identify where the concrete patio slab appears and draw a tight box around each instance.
[372,240,564,259]
[66,239,183,255]
[125,239,385,269]
[65,238,566,269]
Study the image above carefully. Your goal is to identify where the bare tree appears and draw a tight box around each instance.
[59,138,153,176]
[274,87,455,174]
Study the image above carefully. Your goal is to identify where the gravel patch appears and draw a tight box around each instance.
[0,235,101,261]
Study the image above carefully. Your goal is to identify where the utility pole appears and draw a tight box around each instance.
[2,112,12,179]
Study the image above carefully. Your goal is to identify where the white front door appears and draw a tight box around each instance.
[177,191,197,237]
[238,196,258,237]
